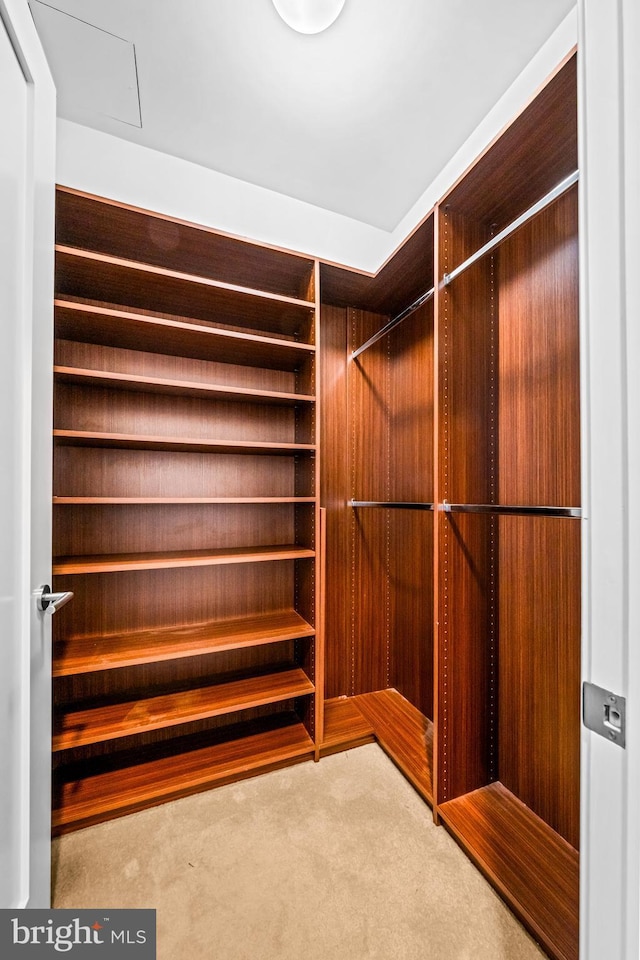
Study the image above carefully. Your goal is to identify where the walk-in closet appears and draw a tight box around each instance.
[49,51,580,960]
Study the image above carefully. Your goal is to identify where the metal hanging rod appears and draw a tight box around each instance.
[351,501,435,511]
[441,501,582,519]
[351,287,435,360]
[443,169,579,286]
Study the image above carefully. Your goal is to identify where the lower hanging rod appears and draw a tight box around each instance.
[351,501,434,511]
[443,169,579,286]
[352,286,435,360]
[441,501,581,519]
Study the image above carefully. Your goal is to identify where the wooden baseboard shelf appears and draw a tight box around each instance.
[54,299,316,371]
[319,697,375,756]
[438,782,579,960]
[52,715,315,834]
[54,668,314,750]
[53,610,315,676]
[319,691,433,806]
[52,544,315,575]
[353,689,434,805]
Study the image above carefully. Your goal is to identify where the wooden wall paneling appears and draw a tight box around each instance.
[350,309,391,695]
[436,208,497,803]
[319,305,352,698]
[53,449,298,499]
[440,54,577,232]
[497,187,580,507]
[53,504,297,556]
[385,301,434,716]
[320,212,434,316]
[54,340,299,395]
[54,384,299,444]
[388,510,433,717]
[387,302,434,502]
[498,516,581,848]
[437,513,495,801]
[438,210,495,505]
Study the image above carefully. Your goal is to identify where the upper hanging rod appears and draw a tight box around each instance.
[443,169,579,286]
[352,286,435,360]
[351,501,434,511]
[441,501,582,519]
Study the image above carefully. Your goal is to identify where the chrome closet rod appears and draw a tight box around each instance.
[443,169,579,286]
[351,286,435,360]
[351,501,434,510]
[441,501,582,519]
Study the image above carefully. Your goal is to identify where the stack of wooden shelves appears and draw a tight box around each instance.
[51,189,321,833]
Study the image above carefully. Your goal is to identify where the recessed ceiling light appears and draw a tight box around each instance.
[272,0,346,35]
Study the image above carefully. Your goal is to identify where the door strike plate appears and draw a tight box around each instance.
[583,682,626,748]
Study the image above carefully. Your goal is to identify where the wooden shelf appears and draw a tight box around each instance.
[53,610,315,676]
[53,497,316,505]
[55,246,314,339]
[54,668,314,750]
[53,429,315,456]
[320,697,375,756]
[55,301,315,371]
[56,188,316,302]
[53,544,315,575]
[439,782,579,960]
[354,689,434,805]
[53,715,315,833]
[54,366,315,406]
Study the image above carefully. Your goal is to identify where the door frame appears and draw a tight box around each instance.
[579,0,640,956]
[0,0,55,908]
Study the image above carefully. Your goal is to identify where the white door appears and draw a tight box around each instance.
[0,0,55,909]
[579,0,640,956]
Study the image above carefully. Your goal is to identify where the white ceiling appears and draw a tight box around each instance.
[30,0,574,231]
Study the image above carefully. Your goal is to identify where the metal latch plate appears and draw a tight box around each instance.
[583,682,626,748]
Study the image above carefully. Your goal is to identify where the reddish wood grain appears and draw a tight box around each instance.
[440,782,578,960]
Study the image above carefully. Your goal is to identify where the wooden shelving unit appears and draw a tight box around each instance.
[54,300,316,370]
[53,610,316,677]
[52,186,321,833]
[318,53,579,960]
[53,716,315,834]
[434,54,580,960]
[53,668,315,750]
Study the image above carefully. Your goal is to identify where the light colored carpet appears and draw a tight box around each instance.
[52,744,546,960]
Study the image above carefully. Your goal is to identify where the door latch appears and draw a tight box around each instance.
[583,682,626,748]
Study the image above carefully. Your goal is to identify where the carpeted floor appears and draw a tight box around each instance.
[52,744,546,959]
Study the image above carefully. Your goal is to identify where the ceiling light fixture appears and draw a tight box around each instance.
[272,0,346,34]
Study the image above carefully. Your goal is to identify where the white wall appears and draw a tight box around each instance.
[56,9,577,272]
